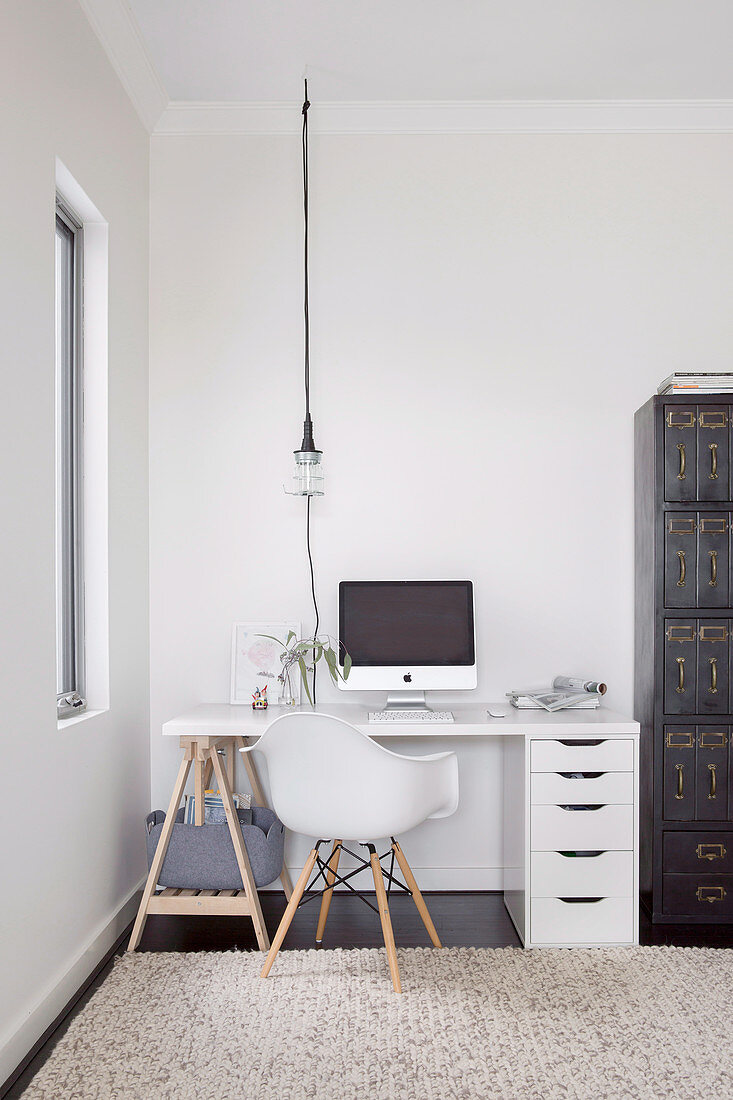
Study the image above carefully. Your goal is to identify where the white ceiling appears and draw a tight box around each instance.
[127,0,733,103]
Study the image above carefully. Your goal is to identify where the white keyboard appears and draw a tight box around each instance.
[368,709,455,723]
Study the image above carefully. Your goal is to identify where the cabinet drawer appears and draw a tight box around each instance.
[663,874,733,917]
[531,851,634,898]
[663,831,733,874]
[531,805,634,851]
[531,897,634,945]
[531,771,633,805]
[531,739,634,773]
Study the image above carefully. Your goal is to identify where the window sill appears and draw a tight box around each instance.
[57,707,108,731]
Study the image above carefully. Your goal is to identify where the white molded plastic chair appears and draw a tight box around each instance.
[241,711,459,992]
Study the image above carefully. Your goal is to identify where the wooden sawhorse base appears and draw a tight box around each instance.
[128,734,293,952]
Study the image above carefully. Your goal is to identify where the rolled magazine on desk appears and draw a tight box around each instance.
[508,674,607,711]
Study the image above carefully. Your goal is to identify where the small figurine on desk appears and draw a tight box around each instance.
[252,685,268,710]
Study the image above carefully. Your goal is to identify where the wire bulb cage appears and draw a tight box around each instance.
[286,448,324,497]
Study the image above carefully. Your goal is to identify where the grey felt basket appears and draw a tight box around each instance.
[145,805,284,890]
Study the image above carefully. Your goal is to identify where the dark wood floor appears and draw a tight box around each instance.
[5,891,733,1098]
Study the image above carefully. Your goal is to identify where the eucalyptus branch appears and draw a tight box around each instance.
[257,632,351,706]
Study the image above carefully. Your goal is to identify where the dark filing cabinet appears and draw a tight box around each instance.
[635,394,733,923]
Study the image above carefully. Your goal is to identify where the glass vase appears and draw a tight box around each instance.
[279,667,298,707]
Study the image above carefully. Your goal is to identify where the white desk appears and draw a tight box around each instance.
[160,702,640,949]
[162,701,638,740]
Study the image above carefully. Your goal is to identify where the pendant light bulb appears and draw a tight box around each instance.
[287,414,324,497]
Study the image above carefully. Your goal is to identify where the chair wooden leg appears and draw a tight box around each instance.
[370,850,402,993]
[261,848,318,977]
[315,841,342,944]
[391,838,442,948]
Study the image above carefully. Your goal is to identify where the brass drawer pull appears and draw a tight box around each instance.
[709,657,718,694]
[676,657,685,694]
[709,550,718,587]
[697,843,727,861]
[675,763,685,799]
[696,886,726,903]
[677,550,686,587]
[677,443,686,480]
[708,763,717,799]
[709,442,719,479]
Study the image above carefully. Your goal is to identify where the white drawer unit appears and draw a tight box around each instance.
[531,897,634,946]
[531,804,635,851]
[531,738,634,773]
[504,724,640,949]
[530,851,634,898]
[531,771,634,805]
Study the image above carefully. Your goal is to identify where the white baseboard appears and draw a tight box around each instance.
[0,881,144,1088]
[264,866,504,892]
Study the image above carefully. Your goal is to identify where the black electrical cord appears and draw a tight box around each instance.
[306,495,319,705]
[302,80,310,419]
[302,81,319,704]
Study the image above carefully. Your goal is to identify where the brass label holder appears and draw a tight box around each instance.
[696,843,727,861]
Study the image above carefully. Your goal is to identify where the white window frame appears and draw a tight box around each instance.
[56,197,86,718]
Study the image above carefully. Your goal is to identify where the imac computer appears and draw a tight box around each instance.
[337,580,476,720]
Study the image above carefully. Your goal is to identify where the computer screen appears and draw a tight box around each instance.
[339,581,475,666]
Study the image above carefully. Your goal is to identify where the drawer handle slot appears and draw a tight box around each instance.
[558,772,603,779]
[557,739,604,747]
[697,843,727,861]
[558,897,603,904]
[708,763,717,800]
[677,442,686,480]
[558,851,604,858]
[677,550,686,587]
[559,805,604,812]
[709,442,719,480]
[696,886,726,904]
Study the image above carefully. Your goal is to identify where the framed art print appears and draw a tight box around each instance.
[230,621,301,705]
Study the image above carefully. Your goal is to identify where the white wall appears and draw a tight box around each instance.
[150,130,733,888]
[0,1,149,1080]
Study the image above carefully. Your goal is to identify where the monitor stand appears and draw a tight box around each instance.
[383,691,432,713]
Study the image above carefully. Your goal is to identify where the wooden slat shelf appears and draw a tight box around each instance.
[148,887,253,916]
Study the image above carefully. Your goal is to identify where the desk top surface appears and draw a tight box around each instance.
[162,702,639,739]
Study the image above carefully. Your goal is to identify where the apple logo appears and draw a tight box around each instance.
[403,673,412,683]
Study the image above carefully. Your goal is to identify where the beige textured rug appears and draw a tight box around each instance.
[21,946,733,1099]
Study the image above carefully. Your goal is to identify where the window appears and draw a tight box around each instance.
[55,198,86,717]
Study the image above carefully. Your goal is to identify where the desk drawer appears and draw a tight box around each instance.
[531,771,633,805]
[663,831,733,873]
[531,897,634,945]
[531,805,634,851]
[531,739,634,773]
[530,851,634,898]
[663,874,733,917]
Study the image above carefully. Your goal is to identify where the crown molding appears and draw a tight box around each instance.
[154,98,733,136]
[78,0,168,131]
